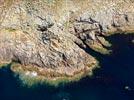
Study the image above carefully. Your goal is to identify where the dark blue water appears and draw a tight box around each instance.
[0,34,134,100]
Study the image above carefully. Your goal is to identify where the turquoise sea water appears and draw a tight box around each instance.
[0,34,134,100]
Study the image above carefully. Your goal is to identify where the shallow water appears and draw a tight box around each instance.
[0,34,134,100]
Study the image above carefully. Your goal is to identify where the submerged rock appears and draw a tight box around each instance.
[0,0,134,85]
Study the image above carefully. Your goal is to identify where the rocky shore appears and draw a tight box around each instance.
[0,0,134,86]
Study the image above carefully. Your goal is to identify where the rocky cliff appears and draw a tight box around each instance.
[0,0,134,85]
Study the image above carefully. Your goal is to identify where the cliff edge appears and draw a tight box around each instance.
[0,0,134,85]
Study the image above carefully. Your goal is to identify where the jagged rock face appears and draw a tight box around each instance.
[69,0,134,53]
[0,0,134,78]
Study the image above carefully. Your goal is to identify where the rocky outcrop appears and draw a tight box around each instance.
[0,0,134,84]
[69,0,134,54]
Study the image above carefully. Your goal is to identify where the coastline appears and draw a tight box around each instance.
[0,61,99,87]
[0,31,133,87]
[11,62,99,87]
[0,0,134,88]
[1,32,134,87]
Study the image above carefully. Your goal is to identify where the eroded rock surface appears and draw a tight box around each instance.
[0,0,134,81]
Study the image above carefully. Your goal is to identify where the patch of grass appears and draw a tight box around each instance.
[5,28,16,32]
[87,41,112,55]
[92,46,112,55]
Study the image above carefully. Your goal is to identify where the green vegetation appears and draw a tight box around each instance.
[93,46,112,55]
[5,28,16,32]
[89,43,112,55]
